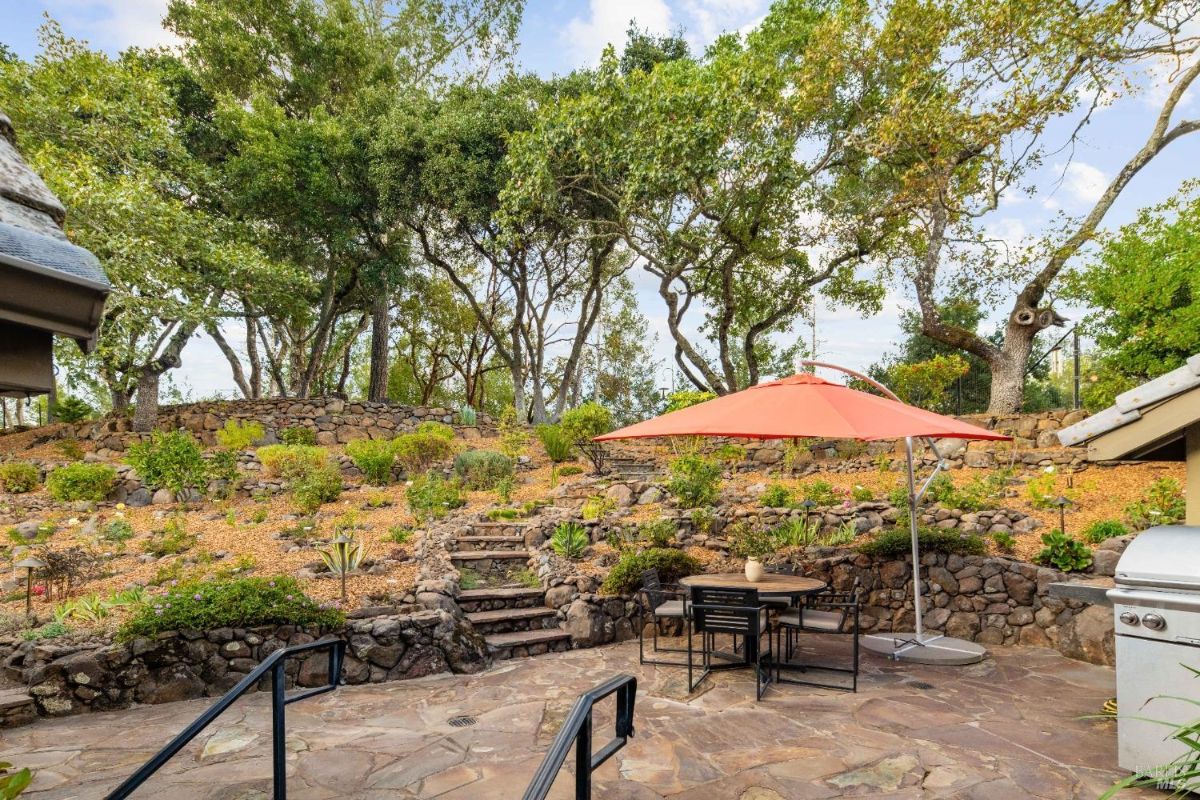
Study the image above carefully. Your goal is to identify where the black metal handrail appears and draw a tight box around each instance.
[522,674,637,800]
[105,637,345,800]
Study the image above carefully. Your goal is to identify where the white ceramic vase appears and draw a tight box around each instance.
[744,557,763,582]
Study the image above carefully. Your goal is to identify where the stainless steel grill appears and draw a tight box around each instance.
[1109,526,1200,783]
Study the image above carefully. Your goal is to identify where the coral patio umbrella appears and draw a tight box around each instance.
[596,364,1011,665]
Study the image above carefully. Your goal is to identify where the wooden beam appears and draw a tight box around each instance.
[1087,389,1200,462]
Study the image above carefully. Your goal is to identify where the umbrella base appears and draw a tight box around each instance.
[860,632,986,666]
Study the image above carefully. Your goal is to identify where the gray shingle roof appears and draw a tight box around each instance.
[1057,353,1200,446]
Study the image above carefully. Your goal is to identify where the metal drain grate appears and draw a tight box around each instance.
[448,715,477,728]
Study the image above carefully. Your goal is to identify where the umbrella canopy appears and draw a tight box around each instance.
[595,373,1010,443]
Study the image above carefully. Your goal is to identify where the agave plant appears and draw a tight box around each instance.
[551,522,589,560]
[321,534,367,600]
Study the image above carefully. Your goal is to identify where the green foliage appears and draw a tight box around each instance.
[54,438,85,461]
[551,522,590,559]
[142,517,196,557]
[689,506,715,534]
[1125,477,1186,529]
[1035,530,1093,572]
[560,401,613,443]
[991,530,1017,554]
[392,432,455,473]
[207,448,240,494]
[119,576,342,640]
[125,430,209,495]
[457,406,478,426]
[46,463,116,502]
[1083,519,1129,545]
[514,568,541,589]
[280,426,318,446]
[1024,471,1065,510]
[535,424,574,462]
[458,567,481,590]
[257,445,328,479]
[290,465,343,514]
[102,518,135,543]
[0,463,39,494]
[850,484,874,502]
[801,480,840,506]
[406,472,465,519]
[215,419,264,450]
[637,518,676,548]
[926,472,1005,512]
[452,449,514,490]
[600,548,701,595]
[711,443,745,463]
[345,439,397,485]
[496,407,528,459]
[760,483,794,508]
[494,475,514,504]
[858,528,987,558]
[20,622,69,642]
[664,390,716,413]
[416,421,456,441]
[51,395,94,422]
[890,354,971,410]
[769,517,822,549]
[319,536,366,578]
[1070,189,1200,411]
[825,522,857,547]
[728,521,776,560]
[581,494,616,521]
[667,454,721,509]
[558,465,584,476]
[385,525,413,545]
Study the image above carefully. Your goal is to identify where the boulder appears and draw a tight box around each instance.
[544,584,577,608]
[1057,605,1114,666]
[605,483,635,508]
[564,599,605,646]
[150,488,174,505]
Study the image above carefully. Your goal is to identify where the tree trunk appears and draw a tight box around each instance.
[986,322,1037,413]
[367,293,390,402]
[245,314,262,399]
[111,388,132,412]
[132,371,160,433]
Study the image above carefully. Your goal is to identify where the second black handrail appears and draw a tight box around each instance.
[522,673,637,800]
[105,637,345,800]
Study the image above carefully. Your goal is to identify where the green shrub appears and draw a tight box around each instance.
[663,390,715,413]
[416,420,455,441]
[535,424,574,462]
[850,484,874,502]
[452,450,514,490]
[600,548,702,595]
[689,506,715,534]
[215,420,264,450]
[495,475,515,504]
[1024,471,1063,510]
[558,465,584,476]
[126,431,208,495]
[1035,530,1093,572]
[712,443,745,463]
[385,525,414,544]
[55,437,85,461]
[103,519,135,543]
[560,401,613,442]
[142,517,196,557]
[1125,477,1186,529]
[406,472,465,519]
[51,395,94,422]
[1083,519,1129,545]
[21,621,69,641]
[496,406,528,458]
[46,463,116,501]
[551,522,589,559]
[457,406,478,426]
[801,480,839,506]
[279,426,317,446]
[729,521,777,559]
[760,483,794,508]
[392,432,455,473]
[291,465,343,514]
[346,439,397,485]
[667,454,721,509]
[991,530,1017,553]
[0,462,39,494]
[581,494,616,521]
[119,576,342,639]
[858,527,987,558]
[257,445,329,479]
[926,473,1002,512]
[769,517,821,548]
[638,518,676,548]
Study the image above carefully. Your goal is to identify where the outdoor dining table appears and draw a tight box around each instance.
[679,573,827,667]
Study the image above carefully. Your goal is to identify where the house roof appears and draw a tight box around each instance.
[1057,353,1200,459]
[0,112,109,290]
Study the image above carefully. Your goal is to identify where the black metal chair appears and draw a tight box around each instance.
[638,568,689,666]
[761,562,798,611]
[687,586,772,701]
[774,578,861,692]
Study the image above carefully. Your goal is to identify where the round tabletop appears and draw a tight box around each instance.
[679,572,826,594]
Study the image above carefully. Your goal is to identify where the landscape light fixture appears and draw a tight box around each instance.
[1052,496,1073,535]
[14,556,46,619]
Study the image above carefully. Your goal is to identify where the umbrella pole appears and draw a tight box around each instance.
[905,436,925,643]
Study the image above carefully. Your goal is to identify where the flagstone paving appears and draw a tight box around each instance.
[0,640,1152,799]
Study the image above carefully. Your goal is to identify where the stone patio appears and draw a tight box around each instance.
[0,640,1151,799]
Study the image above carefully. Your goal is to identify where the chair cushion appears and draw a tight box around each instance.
[778,609,844,632]
[654,600,687,618]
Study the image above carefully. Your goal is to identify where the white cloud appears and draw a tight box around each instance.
[1060,161,1108,205]
[679,0,767,44]
[44,0,179,52]
[561,0,673,67]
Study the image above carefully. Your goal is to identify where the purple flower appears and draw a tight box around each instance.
[193,594,202,601]
[285,594,294,601]
[154,609,163,616]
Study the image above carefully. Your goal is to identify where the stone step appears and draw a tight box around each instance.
[485,628,572,660]
[470,521,532,530]
[0,687,36,729]
[450,550,529,561]
[458,586,545,612]
[454,535,526,551]
[467,607,559,635]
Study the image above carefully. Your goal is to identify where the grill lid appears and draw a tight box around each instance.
[1114,526,1200,591]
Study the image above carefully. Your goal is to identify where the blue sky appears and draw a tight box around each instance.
[4,1,1197,400]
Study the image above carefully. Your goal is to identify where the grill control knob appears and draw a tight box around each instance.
[1142,613,1166,631]
[1119,611,1140,626]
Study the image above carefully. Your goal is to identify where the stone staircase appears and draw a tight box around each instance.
[450,521,571,661]
[0,685,36,729]
[606,452,659,481]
